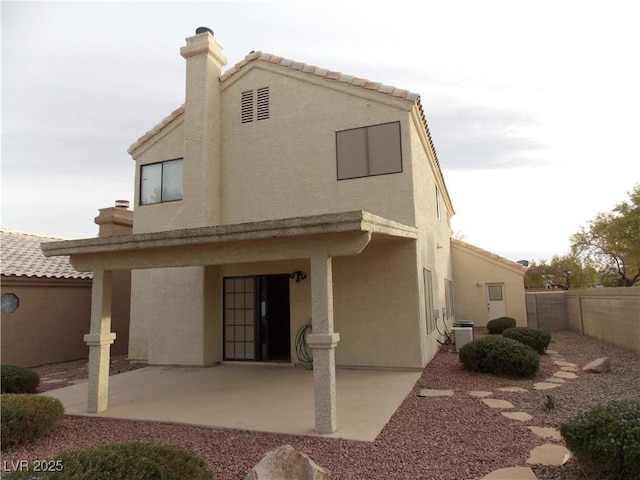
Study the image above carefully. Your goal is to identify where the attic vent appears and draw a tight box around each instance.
[256,87,269,120]
[241,90,254,124]
[241,87,270,124]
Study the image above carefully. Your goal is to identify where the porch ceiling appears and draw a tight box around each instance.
[41,211,417,271]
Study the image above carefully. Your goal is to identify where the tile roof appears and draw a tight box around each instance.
[127,50,451,209]
[1,230,92,279]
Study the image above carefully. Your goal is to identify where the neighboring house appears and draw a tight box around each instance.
[42,28,525,433]
[1,206,133,367]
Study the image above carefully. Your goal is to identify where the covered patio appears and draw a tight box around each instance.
[44,363,421,441]
[42,211,418,434]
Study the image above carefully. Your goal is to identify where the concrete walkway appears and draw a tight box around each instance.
[44,363,421,442]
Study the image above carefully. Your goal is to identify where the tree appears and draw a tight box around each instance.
[524,255,598,289]
[570,185,640,287]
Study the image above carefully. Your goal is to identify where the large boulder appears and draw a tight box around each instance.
[245,444,330,480]
[582,357,611,373]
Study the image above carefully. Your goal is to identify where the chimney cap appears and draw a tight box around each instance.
[195,26,214,36]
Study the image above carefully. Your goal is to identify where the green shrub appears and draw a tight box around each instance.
[458,335,539,377]
[1,364,40,394]
[4,442,214,479]
[1,394,64,450]
[502,327,552,354]
[560,400,640,479]
[486,317,517,334]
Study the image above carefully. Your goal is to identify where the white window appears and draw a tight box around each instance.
[435,186,441,219]
[336,121,402,180]
[140,158,183,205]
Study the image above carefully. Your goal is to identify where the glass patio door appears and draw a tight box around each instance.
[223,276,256,360]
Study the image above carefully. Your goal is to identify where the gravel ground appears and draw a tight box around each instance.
[3,330,639,479]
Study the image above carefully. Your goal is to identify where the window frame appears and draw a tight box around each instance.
[335,121,403,181]
[139,158,184,206]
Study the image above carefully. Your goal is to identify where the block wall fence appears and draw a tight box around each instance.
[527,288,639,354]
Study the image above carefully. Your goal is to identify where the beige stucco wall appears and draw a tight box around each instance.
[408,114,455,365]
[126,47,454,370]
[566,288,640,354]
[451,241,526,327]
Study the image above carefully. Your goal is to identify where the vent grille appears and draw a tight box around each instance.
[241,90,254,124]
[256,87,269,121]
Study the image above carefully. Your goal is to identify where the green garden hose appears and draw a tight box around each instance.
[295,324,313,370]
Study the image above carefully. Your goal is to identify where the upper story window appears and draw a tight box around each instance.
[241,87,270,123]
[435,185,441,219]
[336,121,402,180]
[140,158,183,205]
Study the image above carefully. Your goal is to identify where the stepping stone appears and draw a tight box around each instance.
[533,382,562,390]
[481,399,514,409]
[526,443,571,466]
[418,389,454,397]
[560,366,578,372]
[497,386,529,393]
[482,466,538,480]
[528,426,562,441]
[502,411,533,421]
[554,360,577,367]
[468,391,493,398]
[544,377,565,384]
[553,371,578,379]
[545,349,560,356]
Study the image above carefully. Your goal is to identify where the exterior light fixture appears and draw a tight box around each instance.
[289,271,307,282]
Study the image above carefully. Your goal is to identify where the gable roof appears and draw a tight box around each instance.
[451,237,528,275]
[128,49,452,211]
[1,230,92,280]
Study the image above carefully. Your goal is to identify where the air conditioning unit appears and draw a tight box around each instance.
[452,326,474,352]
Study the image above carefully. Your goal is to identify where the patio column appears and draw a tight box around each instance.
[306,253,340,434]
[83,269,116,413]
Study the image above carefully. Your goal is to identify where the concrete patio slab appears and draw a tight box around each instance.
[43,364,421,442]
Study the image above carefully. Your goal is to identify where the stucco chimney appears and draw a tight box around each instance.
[95,201,134,237]
[179,27,227,227]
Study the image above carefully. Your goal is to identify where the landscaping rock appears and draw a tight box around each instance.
[481,399,514,409]
[244,444,330,480]
[582,356,610,373]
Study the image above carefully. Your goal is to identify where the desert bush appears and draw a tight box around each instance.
[560,400,640,479]
[486,317,517,334]
[4,442,214,479]
[502,327,552,354]
[1,394,64,450]
[1,364,40,394]
[458,335,539,377]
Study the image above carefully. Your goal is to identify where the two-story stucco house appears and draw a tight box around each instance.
[43,28,526,434]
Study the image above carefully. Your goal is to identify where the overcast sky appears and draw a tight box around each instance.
[2,1,639,262]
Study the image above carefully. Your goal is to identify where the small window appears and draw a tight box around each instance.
[140,158,183,205]
[1,293,19,314]
[423,269,434,334]
[336,121,402,180]
[241,87,269,123]
[435,186,441,219]
[488,285,503,301]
